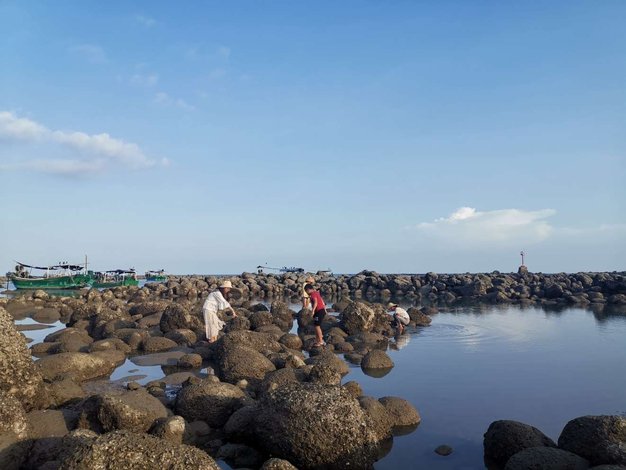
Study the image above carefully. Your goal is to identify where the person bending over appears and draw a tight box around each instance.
[305,283,327,347]
[202,280,237,343]
[388,303,410,334]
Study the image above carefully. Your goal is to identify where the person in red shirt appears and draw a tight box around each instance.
[305,283,326,347]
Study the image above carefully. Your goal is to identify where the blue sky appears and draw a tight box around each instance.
[1,1,624,274]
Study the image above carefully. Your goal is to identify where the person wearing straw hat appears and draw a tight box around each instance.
[301,275,315,309]
[388,303,410,334]
[202,280,238,343]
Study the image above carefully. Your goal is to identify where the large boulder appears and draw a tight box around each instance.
[175,379,245,427]
[0,307,45,410]
[36,350,126,382]
[358,396,393,441]
[504,446,589,470]
[79,390,168,433]
[378,396,420,429]
[558,415,626,466]
[361,350,394,370]
[159,304,202,334]
[251,383,383,469]
[484,420,557,467]
[217,345,276,384]
[216,330,282,355]
[57,430,220,469]
[341,301,377,334]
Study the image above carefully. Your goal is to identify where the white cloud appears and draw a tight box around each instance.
[154,92,194,111]
[136,15,156,27]
[68,44,108,64]
[417,207,556,245]
[217,45,231,59]
[0,111,164,175]
[130,73,159,87]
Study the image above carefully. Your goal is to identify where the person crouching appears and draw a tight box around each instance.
[202,280,238,343]
[388,303,410,334]
[305,283,327,347]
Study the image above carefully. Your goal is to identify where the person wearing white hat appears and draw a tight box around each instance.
[202,280,238,342]
[388,303,410,334]
[301,275,315,309]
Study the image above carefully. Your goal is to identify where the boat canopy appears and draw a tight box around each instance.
[16,261,84,271]
[103,269,136,274]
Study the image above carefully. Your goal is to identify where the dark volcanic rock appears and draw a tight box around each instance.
[484,420,557,467]
[175,379,245,427]
[558,415,626,466]
[504,446,589,470]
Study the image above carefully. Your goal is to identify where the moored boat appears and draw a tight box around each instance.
[145,269,167,282]
[8,261,93,290]
[92,269,138,288]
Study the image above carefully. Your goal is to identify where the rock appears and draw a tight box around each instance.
[57,429,220,469]
[279,333,303,350]
[36,350,126,382]
[361,349,394,370]
[216,330,282,354]
[378,396,421,429]
[0,307,45,410]
[164,329,197,346]
[305,351,349,376]
[558,415,626,466]
[175,379,245,427]
[224,405,258,441]
[341,301,377,334]
[484,420,557,467]
[358,396,393,441]
[435,445,453,456]
[261,458,298,470]
[504,446,589,469]
[177,353,203,369]
[257,368,307,395]
[307,363,341,385]
[79,390,168,433]
[47,377,85,407]
[217,345,276,385]
[407,307,433,326]
[0,391,31,470]
[142,336,178,353]
[159,304,201,334]
[149,415,186,444]
[251,383,383,469]
[217,443,264,468]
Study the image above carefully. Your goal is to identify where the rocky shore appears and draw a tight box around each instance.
[1,270,625,469]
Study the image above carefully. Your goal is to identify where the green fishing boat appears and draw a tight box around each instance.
[8,261,93,290]
[145,269,167,282]
[92,269,138,288]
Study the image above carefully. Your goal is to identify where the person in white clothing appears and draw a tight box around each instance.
[203,280,237,342]
[388,303,410,334]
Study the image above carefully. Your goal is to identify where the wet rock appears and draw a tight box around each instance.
[224,405,258,441]
[149,415,186,444]
[57,429,220,469]
[175,379,245,427]
[504,446,589,469]
[36,350,126,382]
[378,396,421,429]
[435,445,453,456]
[407,307,433,326]
[359,396,393,441]
[88,337,131,354]
[558,415,626,466]
[361,349,394,370]
[484,420,557,467]
[341,301,378,335]
[130,350,187,366]
[251,383,382,469]
[0,307,45,410]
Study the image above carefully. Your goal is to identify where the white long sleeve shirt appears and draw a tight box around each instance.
[202,290,231,314]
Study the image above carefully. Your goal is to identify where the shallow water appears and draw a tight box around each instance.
[346,305,626,469]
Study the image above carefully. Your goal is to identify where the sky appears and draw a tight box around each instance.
[1,1,625,274]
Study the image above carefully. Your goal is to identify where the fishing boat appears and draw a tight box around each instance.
[92,269,138,288]
[8,261,93,290]
[145,269,167,282]
[256,264,305,274]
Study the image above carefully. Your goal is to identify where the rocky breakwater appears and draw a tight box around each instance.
[1,288,424,468]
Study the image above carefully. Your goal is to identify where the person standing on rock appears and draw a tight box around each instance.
[305,283,327,347]
[202,280,237,343]
[388,303,410,334]
[301,275,315,309]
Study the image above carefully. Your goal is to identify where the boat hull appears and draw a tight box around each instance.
[146,275,167,282]
[10,274,92,290]
[92,278,139,288]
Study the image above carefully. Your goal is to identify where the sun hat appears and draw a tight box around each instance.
[219,280,233,289]
[387,303,398,309]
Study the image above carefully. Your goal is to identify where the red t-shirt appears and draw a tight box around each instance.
[309,290,326,312]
